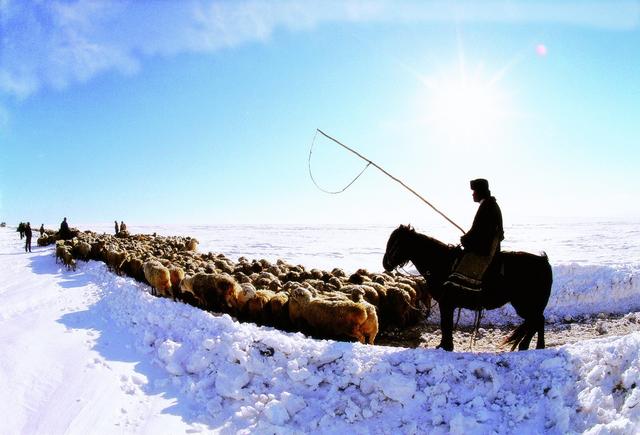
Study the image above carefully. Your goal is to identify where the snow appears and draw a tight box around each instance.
[1,221,639,434]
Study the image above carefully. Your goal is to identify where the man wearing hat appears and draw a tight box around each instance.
[461,178,504,256]
[445,178,504,292]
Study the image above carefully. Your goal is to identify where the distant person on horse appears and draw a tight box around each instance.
[59,217,71,240]
[445,178,504,292]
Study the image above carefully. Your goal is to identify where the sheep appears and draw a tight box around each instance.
[304,279,338,293]
[309,268,324,280]
[395,285,426,326]
[250,261,263,273]
[169,265,185,297]
[253,271,281,290]
[348,270,372,285]
[331,267,346,278]
[55,241,67,264]
[214,259,234,274]
[288,286,378,344]
[269,291,290,329]
[105,248,127,274]
[89,240,106,261]
[266,265,282,276]
[327,276,343,289]
[61,247,77,271]
[227,282,257,317]
[215,273,242,311]
[73,241,92,261]
[180,272,240,312]
[233,271,251,284]
[121,256,146,283]
[339,284,380,306]
[143,260,172,298]
[267,279,282,292]
[246,289,276,324]
[37,235,51,246]
[178,274,209,307]
[185,238,199,251]
[372,273,391,285]
[284,271,302,282]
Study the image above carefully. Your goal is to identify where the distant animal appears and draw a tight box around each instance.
[383,224,552,351]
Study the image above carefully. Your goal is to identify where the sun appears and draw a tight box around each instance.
[420,71,511,143]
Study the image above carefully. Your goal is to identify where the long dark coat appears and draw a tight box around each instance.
[460,196,504,255]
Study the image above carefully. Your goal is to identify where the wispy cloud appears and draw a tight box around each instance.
[0,0,638,98]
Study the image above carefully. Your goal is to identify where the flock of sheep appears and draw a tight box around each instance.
[38,228,431,345]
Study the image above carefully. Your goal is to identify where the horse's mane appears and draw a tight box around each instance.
[413,230,452,250]
[407,227,454,257]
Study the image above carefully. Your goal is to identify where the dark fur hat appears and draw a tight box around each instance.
[470,178,489,192]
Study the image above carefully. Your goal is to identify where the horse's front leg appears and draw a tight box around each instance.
[437,299,455,351]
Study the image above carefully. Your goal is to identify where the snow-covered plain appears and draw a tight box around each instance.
[0,220,639,434]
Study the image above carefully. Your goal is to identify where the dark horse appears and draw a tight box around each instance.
[383,225,552,351]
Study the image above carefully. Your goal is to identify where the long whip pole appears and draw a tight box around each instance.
[313,129,466,234]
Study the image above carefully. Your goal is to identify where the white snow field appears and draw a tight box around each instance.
[0,220,638,434]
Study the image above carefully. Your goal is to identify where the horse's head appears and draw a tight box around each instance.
[383,224,414,272]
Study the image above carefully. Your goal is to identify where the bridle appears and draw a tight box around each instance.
[385,226,411,271]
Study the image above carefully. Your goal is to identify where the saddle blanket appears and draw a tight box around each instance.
[444,251,493,292]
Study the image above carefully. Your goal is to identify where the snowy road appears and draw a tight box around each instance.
[0,237,202,434]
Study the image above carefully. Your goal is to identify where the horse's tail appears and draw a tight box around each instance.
[503,315,546,351]
[502,323,529,351]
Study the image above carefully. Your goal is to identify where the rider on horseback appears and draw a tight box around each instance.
[445,178,504,292]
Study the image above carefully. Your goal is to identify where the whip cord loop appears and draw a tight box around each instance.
[309,129,465,234]
[308,129,372,194]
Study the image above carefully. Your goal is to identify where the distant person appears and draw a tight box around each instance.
[24,222,32,253]
[445,179,504,292]
[120,221,127,232]
[17,222,25,239]
[114,220,119,234]
[39,224,45,237]
[59,217,71,240]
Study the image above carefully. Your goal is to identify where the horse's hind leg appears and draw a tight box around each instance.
[519,324,536,350]
[519,316,545,350]
[535,316,545,349]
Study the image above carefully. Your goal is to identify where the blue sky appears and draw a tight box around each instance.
[1,0,639,229]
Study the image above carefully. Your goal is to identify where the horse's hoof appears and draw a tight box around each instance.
[436,342,454,352]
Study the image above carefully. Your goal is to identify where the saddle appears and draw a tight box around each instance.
[444,236,501,293]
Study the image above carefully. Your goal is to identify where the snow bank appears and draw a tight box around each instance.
[420,263,640,327]
[547,264,640,320]
[86,260,640,434]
